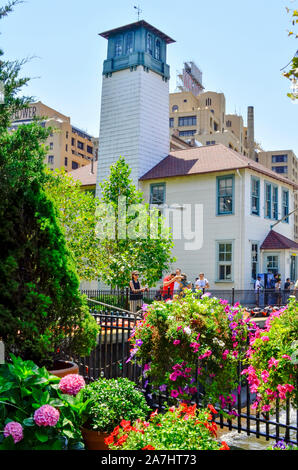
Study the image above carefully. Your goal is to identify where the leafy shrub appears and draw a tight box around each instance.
[105,403,230,450]
[81,377,150,433]
[0,355,89,450]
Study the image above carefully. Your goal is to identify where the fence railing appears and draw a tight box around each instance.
[74,302,298,446]
[81,288,297,310]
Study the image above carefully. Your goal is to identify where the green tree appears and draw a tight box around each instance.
[284,5,298,100]
[0,2,99,367]
[45,168,103,282]
[97,157,174,290]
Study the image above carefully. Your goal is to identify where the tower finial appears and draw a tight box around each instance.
[134,4,142,21]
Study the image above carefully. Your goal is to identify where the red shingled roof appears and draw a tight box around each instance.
[260,230,298,250]
[140,144,298,188]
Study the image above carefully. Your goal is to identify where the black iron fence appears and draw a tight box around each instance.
[81,288,298,311]
[74,300,298,446]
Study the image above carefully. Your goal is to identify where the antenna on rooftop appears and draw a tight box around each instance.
[134,5,142,21]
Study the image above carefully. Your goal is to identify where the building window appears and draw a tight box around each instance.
[264,182,272,219]
[290,255,297,281]
[272,166,288,174]
[265,255,279,274]
[226,120,232,127]
[272,185,278,220]
[217,242,233,281]
[64,157,68,166]
[282,189,289,223]
[115,35,123,56]
[172,105,178,112]
[49,142,53,150]
[150,183,165,205]
[206,140,216,145]
[251,242,259,281]
[87,145,93,154]
[48,155,54,165]
[155,39,161,60]
[217,175,234,215]
[72,161,79,170]
[206,97,212,106]
[77,141,84,150]
[179,130,196,137]
[169,117,174,128]
[147,33,153,55]
[178,116,196,126]
[65,144,68,151]
[71,137,75,146]
[251,176,260,216]
[66,131,69,139]
[214,121,218,131]
[126,32,134,54]
[272,154,288,163]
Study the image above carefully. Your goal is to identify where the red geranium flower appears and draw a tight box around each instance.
[142,445,155,450]
[207,404,218,414]
[104,435,114,445]
[219,441,230,450]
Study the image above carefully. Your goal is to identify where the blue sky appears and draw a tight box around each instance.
[1,0,297,154]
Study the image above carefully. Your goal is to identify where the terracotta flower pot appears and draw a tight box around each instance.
[81,427,110,450]
[48,360,79,378]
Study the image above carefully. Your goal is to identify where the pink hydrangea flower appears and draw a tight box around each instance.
[59,374,86,396]
[4,421,23,443]
[34,405,60,427]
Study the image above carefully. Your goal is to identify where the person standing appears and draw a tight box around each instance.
[129,271,146,313]
[254,275,263,307]
[195,273,210,292]
[178,273,192,296]
[162,272,180,300]
[173,268,182,294]
[284,277,292,304]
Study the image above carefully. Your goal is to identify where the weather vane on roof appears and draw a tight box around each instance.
[134,4,142,21]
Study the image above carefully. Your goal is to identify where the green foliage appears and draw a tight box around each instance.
[82,377,150,433]
[0,8,99,366]
[0,355,86,450]
[130,291,250,414]
[106,403,229,450]
[98,157,175,289]
[284,5,298,99]
[45,168,103,281]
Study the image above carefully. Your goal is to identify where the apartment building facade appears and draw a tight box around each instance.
[169,90,250,156]
[257,149,298,240]
[11,101,96,172]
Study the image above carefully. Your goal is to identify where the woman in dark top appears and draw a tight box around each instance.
[129,271,146,313]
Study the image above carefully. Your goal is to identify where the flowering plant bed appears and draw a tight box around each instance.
[242,296,298,414]
[0,355,88,450]
[128,291,251,414]
[105,403,230,450]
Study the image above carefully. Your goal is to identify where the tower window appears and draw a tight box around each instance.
[206,97,212,106]
[115,36,123,56]
[126,32,134,54]
[147,33,153,55]
[155,39,161,60]
[172,105,179,112]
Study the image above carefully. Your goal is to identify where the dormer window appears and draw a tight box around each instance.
[155,39,161,60]
[115,36,123,56]
[147,33,153,55]
[126,32,134,54]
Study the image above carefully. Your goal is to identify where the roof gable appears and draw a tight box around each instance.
[260,230,298,250]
